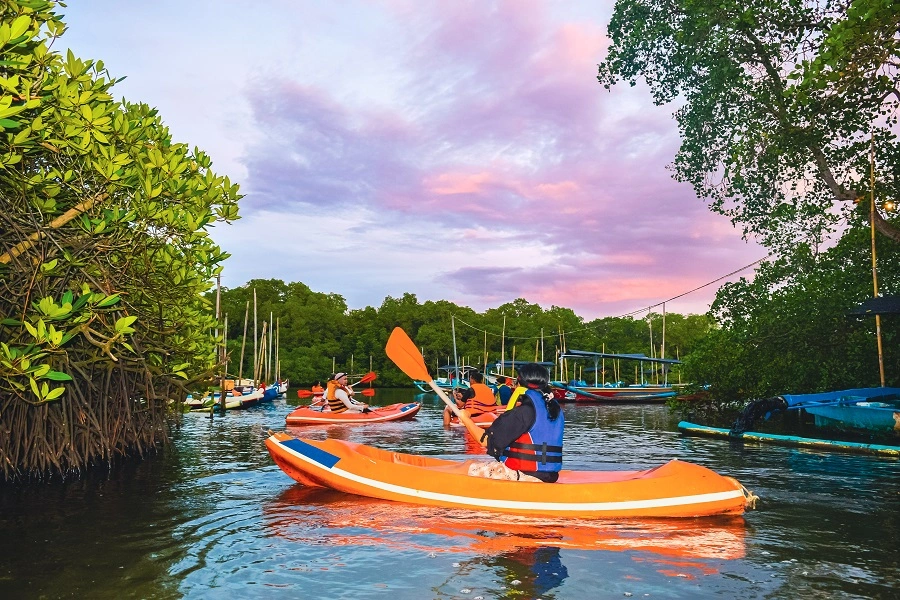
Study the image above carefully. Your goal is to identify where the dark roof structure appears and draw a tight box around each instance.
[849,295,900,316]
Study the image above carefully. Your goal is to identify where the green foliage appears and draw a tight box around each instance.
[217,279,711,388]
[0,1,239,410]
[598,0,900,251]
[684,225,900,400]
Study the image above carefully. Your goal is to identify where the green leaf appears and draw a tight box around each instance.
[43,370,73,381]
[9,15,31,39]
[115,315,137,333]
[44,386,65,401]
[95,293,120,308]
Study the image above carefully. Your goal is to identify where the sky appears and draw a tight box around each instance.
[59,0,766,320]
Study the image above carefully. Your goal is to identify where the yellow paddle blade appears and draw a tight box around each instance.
[385,327,430,381]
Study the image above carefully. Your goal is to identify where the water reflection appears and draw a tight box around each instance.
[2,390,898,599]
[264,485,746,565]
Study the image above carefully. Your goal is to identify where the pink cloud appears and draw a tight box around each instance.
[237,1,763,318]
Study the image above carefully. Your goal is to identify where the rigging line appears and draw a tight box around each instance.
[452,255,771,341]
[614,255,771,318]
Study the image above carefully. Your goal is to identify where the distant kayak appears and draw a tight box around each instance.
[448,408,503,427]
[265,432,755,518]
[285,402,421,425]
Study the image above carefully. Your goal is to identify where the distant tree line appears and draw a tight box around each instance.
[215,280,715,389]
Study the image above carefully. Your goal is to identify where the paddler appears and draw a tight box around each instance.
[326,372,371,413]
[309,380,327,409]
[460,363,564,483]
[442,371,497,425]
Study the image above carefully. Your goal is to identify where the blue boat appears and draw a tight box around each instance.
[781,388,900,434]
[678,421,900,457]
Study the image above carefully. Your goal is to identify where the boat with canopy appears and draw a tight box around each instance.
[552,349,682,403]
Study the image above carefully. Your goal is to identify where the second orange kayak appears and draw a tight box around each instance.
[286,402,421,425]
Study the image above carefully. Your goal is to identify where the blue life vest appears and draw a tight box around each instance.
[502,389,564,472]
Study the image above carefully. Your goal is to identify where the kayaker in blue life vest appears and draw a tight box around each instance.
[462,363,564,483]
[495,377,514,406]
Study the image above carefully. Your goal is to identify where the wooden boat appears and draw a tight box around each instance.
[264,432,755,518]
[678,421,900,457]
[285,402,421,425]
[413,364,481,394]
[551,382,676,403]
[731,387,900,436]
[187,387,266,412]
[554,349,682,403]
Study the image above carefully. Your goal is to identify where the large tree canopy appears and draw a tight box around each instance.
[598,0,900,251]
[0,1,240,479]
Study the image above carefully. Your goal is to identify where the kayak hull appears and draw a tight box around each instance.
[286,402,420,425]
[265,433,751,518]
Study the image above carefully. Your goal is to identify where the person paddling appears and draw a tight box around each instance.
[309,380,327,409]
[495,377,514,407]
[326,373,371,413]
[460,363,564,483]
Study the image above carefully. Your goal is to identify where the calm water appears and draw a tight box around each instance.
[1,388,898,599]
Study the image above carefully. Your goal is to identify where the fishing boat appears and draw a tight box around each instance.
[186,387,267,412]
[784,388,900,434]
[552,349,682,403]
[264,432,755,518]
[413,364,479,394]
[285,402,421,425]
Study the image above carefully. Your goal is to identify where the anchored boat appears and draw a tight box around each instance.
[265,432,755,518]
[553,349,682,403]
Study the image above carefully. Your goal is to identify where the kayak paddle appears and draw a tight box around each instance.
[386,327,486,444]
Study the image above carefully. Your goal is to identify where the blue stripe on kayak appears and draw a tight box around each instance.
[280,437,340,469]
[401,403,417,412]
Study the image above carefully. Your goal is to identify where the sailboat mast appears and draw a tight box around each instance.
[870,136,886,387]
[239,300,249,381]
[253,288,258,384]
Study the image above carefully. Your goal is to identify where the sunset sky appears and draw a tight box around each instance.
[59,0,766,319]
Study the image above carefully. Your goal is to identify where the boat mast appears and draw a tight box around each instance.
[661,302,667,385]
[501,315,506,377]
[253,288,258,384]
[870,135,886,387]
[239,300,248,381]
[451,315,460,383]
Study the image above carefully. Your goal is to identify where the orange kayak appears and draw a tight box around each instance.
[285,402,420,425]
[449,408,503,427]
[265,432,755,518]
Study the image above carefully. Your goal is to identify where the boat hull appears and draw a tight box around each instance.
[551,383,676,403]
[285,402,421,425]
[803,403,900,434]
[265,433,751,518]
[448,409,503,427]
[187,388,266,412]
[678,421,900,457]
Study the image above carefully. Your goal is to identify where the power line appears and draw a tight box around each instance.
[453,256,770,341]
[616,255,771,318]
